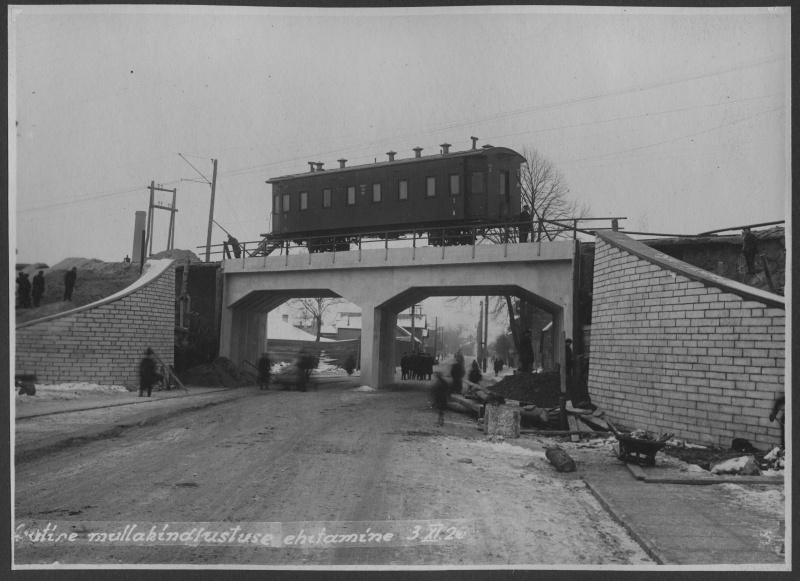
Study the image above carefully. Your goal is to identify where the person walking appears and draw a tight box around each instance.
[63,267,77,301]
[493,357,503,376]
[519,204,532,243]
[431,372,451,427]
[769,395,785,448]
[519,328,534,372]
[257,352,272,390]
[31,270,45,307]
[138,348,162,397]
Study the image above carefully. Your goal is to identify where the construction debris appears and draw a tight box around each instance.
[710,456,762,476]
[545,447,577,473]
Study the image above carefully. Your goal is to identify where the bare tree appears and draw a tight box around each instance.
[519,146,589,241]
[288,298,347,341]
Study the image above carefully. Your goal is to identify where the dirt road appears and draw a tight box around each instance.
[15,379,654,567]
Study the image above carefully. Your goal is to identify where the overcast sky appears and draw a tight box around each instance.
[9,5,789,335]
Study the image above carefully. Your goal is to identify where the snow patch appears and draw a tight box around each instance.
[353,386,375,392]
[717,483,785,518]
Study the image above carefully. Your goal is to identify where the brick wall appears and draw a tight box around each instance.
[589,232,785,449]
[15,259,176,389]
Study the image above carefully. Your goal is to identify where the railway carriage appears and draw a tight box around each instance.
[263,141,525,252]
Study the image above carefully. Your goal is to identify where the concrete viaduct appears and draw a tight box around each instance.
[219,241,576,388]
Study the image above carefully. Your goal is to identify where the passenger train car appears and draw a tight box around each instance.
[263,140,525,251]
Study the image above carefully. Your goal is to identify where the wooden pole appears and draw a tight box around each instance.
[145,182,154,258]
[168,188,177,250]
[150,349,189,393]
[205,159,218,262]
[483,294,489,372]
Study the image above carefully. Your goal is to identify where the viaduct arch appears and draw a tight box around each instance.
[220,241,576,388]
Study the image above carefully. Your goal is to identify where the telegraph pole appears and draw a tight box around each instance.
[205,158,218,262]
[483,294,489,372]
[433,317,438,359]
[410,305,416,353]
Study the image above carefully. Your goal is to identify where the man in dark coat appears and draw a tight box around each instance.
[769,395,785,448]
[31,270,45,307]
[493,357,503,376]
[519,328,534,372]
[63,267,77,301]
[257,353,272,390]
[742,227,758,275]
[431,372,451,427]
[228,235,242,259]
[400,352,409,380]
[139,348,162,397]
[519,204,532,243]
[17,272,32,308]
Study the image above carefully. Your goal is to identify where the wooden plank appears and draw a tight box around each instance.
[520,430,607,436]
[578,414,610,431]
[150,349,189,393]
[567,415,581,441]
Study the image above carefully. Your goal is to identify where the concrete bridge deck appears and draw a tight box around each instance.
[220,241,576,388]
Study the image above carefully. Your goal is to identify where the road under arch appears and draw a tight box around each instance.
[220,241,576,388]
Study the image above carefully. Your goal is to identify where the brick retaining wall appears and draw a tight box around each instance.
[589,231,785,449]
[15,259,176,389]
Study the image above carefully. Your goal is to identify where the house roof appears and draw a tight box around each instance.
[267,317,335,342]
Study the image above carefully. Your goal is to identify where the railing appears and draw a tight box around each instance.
[197,217,628,261]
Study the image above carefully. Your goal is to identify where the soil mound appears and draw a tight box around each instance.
[178,357,255,388]
[151,249,201,264]
[16,261,142,325]
[489,371,561,407]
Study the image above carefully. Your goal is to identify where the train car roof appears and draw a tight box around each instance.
[265,146,524,184]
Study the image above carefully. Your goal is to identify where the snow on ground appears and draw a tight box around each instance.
[435,435,655,565]
[14,382,129,403]
[716,483,785,518]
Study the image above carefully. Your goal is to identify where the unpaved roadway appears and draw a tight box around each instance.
[15,378,654,567]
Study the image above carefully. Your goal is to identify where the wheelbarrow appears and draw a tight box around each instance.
[608,422,673,466]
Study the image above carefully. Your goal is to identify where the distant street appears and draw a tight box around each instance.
[15,376,652,566]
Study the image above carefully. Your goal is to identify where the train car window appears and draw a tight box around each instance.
[282,193,291,212]
[323,188,332,208]
[372,183,381,203]
[398,179,408,200]
[500,171,509,202]
[274,194,281,213]
[347,186,356,206]
[300,191,308,210]
[449,174,460,195]
[426,176,436,198]
[471,172,484,194]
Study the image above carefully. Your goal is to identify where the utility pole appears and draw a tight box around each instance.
[146,182,178,257]
[145,182,155,258]
[205,158,218,262]
[477,300,484,363]
[483,294,489,372]
[433,316,438,359]
[410,305,416,353]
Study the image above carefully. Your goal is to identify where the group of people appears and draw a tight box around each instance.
[15,271,44,309]
[400,352,435,381]
[15,267,78,309]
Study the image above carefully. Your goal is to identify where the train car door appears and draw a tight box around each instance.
[465,167,487,219]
